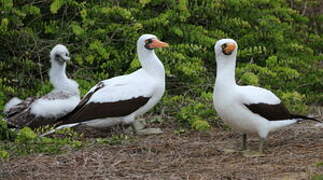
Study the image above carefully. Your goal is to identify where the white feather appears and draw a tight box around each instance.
[3,97,23,113]
[30,44,80,118]
[55,34,166,129]
[268,120,297,132]
[30,95,80,118]
[213,39,298,139]
[238,85,281,105]
[89,70,156,104]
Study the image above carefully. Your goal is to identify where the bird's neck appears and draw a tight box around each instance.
[137,48,165,80]
[49,62,78,94]
[215,55,237,89]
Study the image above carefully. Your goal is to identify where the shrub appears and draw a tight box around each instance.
[0,0,321,130]
[0,120,17,141]
[0,125,83,157]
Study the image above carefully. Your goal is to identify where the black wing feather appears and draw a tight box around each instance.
[244,103,319,122]
[56,82,151,126]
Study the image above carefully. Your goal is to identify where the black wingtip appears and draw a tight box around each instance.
[292,114,321,123]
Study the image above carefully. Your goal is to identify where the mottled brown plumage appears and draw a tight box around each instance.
[5,92,79,128]
[42,91,78,100]
[4,97,58,129]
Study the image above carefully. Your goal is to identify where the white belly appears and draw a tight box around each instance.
[217,102,263,134]
[84,117,123,127]
[134,82,165,117]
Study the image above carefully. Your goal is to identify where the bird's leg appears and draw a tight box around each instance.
[130,120,163,135]
[241,137,266,157]
[130,123,138,135]
[241,134,247,151]
[259,137,266,153]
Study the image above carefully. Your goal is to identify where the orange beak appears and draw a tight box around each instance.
[223,43,236,55]
[149,39,169,48]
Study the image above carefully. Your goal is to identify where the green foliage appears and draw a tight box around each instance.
[0,0,322,132]
[316,162,323,167]
[312,175,323,180]
[0,120,17,141]
[15,127,37,143]
[174,128,186,135]
[0,150,9,160]
[162,92,217,131]
[50,0,65,14]
[95,134,130,145]
[239,72,260,86]
[278,91,309,114]
[0,126,83,157]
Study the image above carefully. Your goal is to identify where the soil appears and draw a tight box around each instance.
[1,121,323,180]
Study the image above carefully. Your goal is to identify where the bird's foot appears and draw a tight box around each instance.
[135,128,163,135]
[130,120,163,135]
[222,148,239,154]
[241,150,265,157]
[132,119,146,131]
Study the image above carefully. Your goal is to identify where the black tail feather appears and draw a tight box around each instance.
[291,114,321,123]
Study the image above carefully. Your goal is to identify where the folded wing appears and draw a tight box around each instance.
[57,75,155,125]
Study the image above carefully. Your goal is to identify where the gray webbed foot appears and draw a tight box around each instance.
[131,119,163,135]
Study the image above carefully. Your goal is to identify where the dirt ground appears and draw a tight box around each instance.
[1,121,323,180]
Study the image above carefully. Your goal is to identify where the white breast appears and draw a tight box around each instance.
[213,86,268,134]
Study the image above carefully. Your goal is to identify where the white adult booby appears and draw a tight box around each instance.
[4,44,80,128]
[213,39,319,153]
[44,34,168,136]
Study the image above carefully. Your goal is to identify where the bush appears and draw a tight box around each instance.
[0,126,83,158]
[0,120,17,141]
[0,0,322,130]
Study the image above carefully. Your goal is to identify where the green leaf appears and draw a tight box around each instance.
[130,57,140,69]
[50,0,65,14]
[0,150,9,160]
[139,0,151,6]
[312,175,323,180]
[316,162,323,167]
[71,23,85,36]
[15,127,37,143]
[22,5,41,15]
[3,0,13,10]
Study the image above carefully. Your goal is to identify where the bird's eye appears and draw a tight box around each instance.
[221,43,227,49]
[145,39,153,44]
[144,39,154,50]
[65,53,69,57]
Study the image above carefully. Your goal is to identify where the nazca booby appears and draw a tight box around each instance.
[4,44,80,128]
[43,34,169,136]
[212,39,319,153]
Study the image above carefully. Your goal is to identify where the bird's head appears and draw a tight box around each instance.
[137,34,169,52]
[214,39,238,57]
[50,44,70,64]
